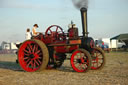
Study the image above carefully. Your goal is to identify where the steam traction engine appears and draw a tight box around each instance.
[17,7,105,72]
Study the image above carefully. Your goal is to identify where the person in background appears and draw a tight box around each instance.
[32,24,40,36]
[95,40,99,47]
[25,28,31,40]
[102,41,104,50]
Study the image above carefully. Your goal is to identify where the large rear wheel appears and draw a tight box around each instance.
[18,39,49,72]
[91,47,106,70]
[70,49,92,72]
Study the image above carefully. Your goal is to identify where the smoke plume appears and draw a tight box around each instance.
[72,0,88,9]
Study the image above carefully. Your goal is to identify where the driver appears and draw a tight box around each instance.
[32,24,40,36]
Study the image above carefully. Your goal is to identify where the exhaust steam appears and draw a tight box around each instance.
[72,0,88,9]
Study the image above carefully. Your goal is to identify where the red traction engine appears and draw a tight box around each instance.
[17,7,105,72]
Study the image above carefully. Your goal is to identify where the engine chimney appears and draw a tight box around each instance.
[80,7,88,37]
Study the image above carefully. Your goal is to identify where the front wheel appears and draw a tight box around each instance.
[91,47,106,70]
[70,49,92,72]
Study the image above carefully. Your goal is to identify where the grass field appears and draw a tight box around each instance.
[0,52,128,85]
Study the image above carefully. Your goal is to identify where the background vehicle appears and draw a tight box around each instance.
[95,40,110,53]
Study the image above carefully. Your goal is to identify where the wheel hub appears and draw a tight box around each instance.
[29,54,35,59]
[70,49,91,72]
[77,58,87,64]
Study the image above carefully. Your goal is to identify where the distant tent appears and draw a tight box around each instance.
[110,33,128,46]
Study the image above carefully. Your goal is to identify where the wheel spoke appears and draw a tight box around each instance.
[37,59,42,64]
[23,49,29,53]
[92,62,95,67]
[98,58,103,60]
[80,64,83,70]
[83,64,87,69]
[35,45,38,52]
[34,61,36,68]
[73,59,78,64]
[78,64,82,70]
[33,45,36,53]
[83,62,87,65]
[38,56,42,59]
[34,59,39,66]
[97,62,98,67]
[98,62,102,64]
[28,43,33,50]
[27,60,32,67]
[76,55,79,59]
[77,64,80,69]
[80,52,82,58]
[92,62,97,64]
[24,57,29,60]
[56,26,59,32]
[49,29,52,34]
[24,53,29,56]
[38,53,42,56]
[31,60,34,68]
[96,53,101,57]
[26,59,30,63]
[35,50,41,54]
[27,45,31,53]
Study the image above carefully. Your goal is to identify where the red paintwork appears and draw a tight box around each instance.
[45,25,65,44]
[71,50,89,72]
[69,28,74,38]
[34,25,80,53]
[68,27,79,40]
[18,25,96,72]
[18,40,43,72]
[91,48,104,70]
[54,45,78,53]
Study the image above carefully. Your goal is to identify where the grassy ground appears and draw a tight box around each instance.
[0,52,128,85]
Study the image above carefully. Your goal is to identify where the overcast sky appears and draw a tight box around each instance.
[0,0,128,43]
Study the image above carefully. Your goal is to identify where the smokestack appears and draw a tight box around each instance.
[80,7,88,37]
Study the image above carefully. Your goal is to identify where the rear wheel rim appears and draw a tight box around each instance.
[91,48,104,70]
[18,40,43,72]
[71,50,90,72]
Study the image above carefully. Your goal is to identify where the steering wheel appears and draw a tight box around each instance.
[45,25,65,41]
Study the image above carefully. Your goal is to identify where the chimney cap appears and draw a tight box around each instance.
[80,7,87,11]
